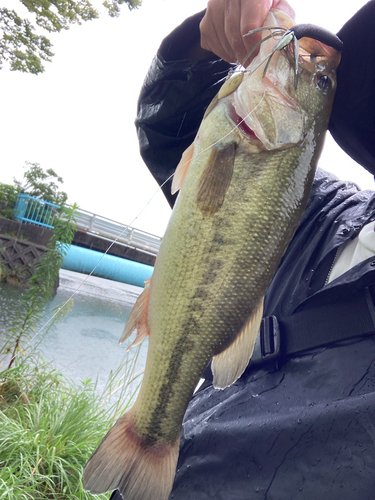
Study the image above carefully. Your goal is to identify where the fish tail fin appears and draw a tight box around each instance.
[83,409,180,500]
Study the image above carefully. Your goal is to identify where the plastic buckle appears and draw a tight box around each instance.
[250,315,281,367]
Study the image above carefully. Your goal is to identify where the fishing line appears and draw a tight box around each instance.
[21,106,261,358]
[14,35,278,362]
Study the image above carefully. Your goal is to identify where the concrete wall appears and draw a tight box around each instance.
[0,216,54,247]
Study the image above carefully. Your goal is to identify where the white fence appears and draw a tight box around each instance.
[74,209,162,257]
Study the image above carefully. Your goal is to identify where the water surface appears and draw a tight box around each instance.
[0,270,147,396]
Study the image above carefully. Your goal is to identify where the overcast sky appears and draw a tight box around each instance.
[1,0,372,237]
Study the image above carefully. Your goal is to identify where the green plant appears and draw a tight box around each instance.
[0,197,145,499]
[14,162,68,207]
[3,204,77,370]
[0,183,20,219]
[1,0,141,75]
[0,342,143,499]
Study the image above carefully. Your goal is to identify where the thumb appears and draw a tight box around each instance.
[272,0,296,20]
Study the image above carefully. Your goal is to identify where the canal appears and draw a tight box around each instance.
[0,269,147,397]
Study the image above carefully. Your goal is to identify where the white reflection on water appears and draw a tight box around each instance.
[0,269,147,396]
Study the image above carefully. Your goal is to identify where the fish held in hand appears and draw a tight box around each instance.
[83,10,341,500]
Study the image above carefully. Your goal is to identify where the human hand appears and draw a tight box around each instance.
[200,0,295,65]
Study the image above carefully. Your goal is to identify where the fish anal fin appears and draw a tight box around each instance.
[171,143,195,195]
[120,277,152,348]
[83,409,180,500]
[196,142,237,216]
[212,298,264,389]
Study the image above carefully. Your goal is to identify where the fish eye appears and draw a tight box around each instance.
[315,73,332,94]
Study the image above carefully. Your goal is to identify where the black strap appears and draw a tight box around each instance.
[200,285,375,385]
[280,285,375,356]
[246,285,375,367]
[250,285,375,367]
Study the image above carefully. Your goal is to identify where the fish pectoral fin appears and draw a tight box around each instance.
[119,276,152,349]
[212,298,264,389]
[196,142,237,217]
[83,409,180,500]
[171,142,195,195]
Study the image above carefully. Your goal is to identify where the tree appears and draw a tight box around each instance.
[14,161,68,206]
[0,0,142,74]
[0,183,20,219]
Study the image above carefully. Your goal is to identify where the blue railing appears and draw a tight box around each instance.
[12,195,163,255]
[14,194,60,229]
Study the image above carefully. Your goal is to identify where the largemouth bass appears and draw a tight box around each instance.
[84,10,341,500]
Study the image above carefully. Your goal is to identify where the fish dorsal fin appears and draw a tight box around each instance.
[119,277,152,349]
[171,142,195,195]
[196,142,236,216]
[212,298,264,389]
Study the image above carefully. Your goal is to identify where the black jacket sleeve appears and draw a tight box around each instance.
[135,11,233,207]
[136,3,375,203]
[329,0,375,176]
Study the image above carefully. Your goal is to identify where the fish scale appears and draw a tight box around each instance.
[136,146,316,441]
[83,9,341,500]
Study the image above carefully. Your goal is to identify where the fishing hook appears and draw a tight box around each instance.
[243,24,343,89]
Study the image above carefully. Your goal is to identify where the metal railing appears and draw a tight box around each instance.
[13,194,163,256]
[74,209,162,256]
[14,193,60,229]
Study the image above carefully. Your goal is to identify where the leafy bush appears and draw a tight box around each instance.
[14,162,68,207]
[0,183,20,219]
[0,358,132,499]
[0,336,143,499]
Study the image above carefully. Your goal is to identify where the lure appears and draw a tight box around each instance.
[243,23,343,89]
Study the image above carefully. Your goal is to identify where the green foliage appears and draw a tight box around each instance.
[0,183,20,219]
[0,359,124,499]
[21,0,100,32]
[5,204,77,369]
[103,0,141,17]
[14,161,68,206]
[0,304,143,499]
[0,178,145,497]
[1,0,142,74]
[0,351,142,499]
[0,8,54,74]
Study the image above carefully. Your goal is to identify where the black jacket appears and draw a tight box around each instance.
[114,6,375,500]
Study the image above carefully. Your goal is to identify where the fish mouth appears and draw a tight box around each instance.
[230,71,307,150]
[228,104,260,142]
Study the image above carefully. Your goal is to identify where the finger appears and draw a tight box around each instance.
[200,0,237,62]
[239,0,273,64]
[223,0,248,63]
[272,0,296,20]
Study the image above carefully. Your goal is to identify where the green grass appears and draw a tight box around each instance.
[0,350,143,499]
